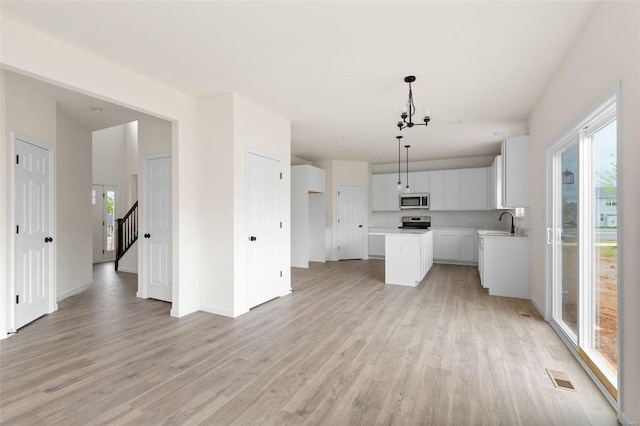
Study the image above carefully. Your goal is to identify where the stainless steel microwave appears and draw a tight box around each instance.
[400,193,430,210]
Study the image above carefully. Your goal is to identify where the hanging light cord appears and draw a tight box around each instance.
[405,145,410,191]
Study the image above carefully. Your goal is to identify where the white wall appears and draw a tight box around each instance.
[197,93,291,317]
[370,210,512,232]
[92,124,125,191]
[56,109,92,299]
[371,155,496,174]
[0,16,203,321]
[528,2,639,422]
[3,70,57,331]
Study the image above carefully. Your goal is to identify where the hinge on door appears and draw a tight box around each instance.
[16,225,19,234]
[338,191,341,196]
[102,249,105,254]
[103,193,105,198]
[280,271,282,277]
[338,245,340,250]
[16,295,19,304]
[280,222,282,229]
[103,221,105,226]
[16,155,19,165]
[280,172,282,179]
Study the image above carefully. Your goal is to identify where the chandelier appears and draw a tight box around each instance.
[397,76,431,131]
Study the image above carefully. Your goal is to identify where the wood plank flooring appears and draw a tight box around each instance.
[0,261,616,425]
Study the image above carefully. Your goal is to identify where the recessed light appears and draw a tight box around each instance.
[449,120,462,125]
[493,131,506,136]
[334,136,344,140]
[89,106,105,112]
[454,150,465,155]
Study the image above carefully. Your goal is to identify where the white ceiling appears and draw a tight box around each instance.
[1,1,599,164]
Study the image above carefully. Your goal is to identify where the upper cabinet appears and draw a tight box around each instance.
[371,167,490,212]
[460,168,488,210]
[371,173,401,211]
[501,136,530,207]
[489,155,504,209]
[307,165,325,193]
[427,170,444,210]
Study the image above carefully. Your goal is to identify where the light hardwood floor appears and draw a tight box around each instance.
[0,261,616,425]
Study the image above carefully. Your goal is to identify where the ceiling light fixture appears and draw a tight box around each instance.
[449,120,462,125]
[89,106,104,112]
[396,135,403,190]
[397,76,431,131]
[404,144,411,192]
[334,135,344,140]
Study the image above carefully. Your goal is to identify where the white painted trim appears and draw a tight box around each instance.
[116,267,138,274]
[199,304,236,318]
[11,132,57,333]
[140,152,172,302]
[56,281,93,302]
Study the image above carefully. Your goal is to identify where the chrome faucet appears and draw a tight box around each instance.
[499,211,515,234]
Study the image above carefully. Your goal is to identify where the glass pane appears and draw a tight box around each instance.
[592,120,617,372]
[106,190,115,252]
[560,144,579,335]
[91,189,96,205]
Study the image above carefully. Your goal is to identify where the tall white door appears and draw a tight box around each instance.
[246,152,282,309]
[337,185,364,260]
[14,136,52,329]
[143,155,172,302]
[92,185,117,263]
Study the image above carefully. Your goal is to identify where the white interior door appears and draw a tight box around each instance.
[337,185,363,260]
[143,155,172,302]
[246,152,282,309]
[14,136,52,329]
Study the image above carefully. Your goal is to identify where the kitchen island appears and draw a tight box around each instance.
[368,229,433,287]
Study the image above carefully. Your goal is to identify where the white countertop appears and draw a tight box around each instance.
[368,229,431,236]
[477,229,528,239]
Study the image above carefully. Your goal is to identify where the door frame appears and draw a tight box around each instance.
[336,184,364,260]
[10,132,57,332]
[139,152,172,302]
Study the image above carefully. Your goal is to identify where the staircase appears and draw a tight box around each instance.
[115,201,138,271]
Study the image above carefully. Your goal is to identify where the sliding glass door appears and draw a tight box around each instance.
[547,93,618,398]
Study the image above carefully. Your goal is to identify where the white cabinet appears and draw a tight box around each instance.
[291,165,326,268]
[372,166,490,212]
[384,231,433,286]
[460,229,476,262]
[429,170,445,210]
[433,228,478,264]
[460,168,488,210]
[368,234,385,258]
[371,173,400,211]
[413,171,430,193]
[477,233,531,299]
[502,136,530,207]
[308,166,325,193]
[489,155,504,209]
[444,170,461,210]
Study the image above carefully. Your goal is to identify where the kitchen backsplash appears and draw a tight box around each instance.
[369,210,514,232]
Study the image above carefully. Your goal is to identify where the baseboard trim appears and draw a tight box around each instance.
[529,296,546,319]
[57,281,93,302]
[117,267,138,274]
[199,304,235,318]
[433,260,478,266]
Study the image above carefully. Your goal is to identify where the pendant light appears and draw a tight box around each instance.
[396,136,403,190]
[397,76,431,131]
[404,144,411,192]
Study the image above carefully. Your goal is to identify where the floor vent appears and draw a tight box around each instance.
[546,369,577,392]
[517,311,531,318]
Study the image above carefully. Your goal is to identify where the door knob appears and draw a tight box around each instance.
[358,225,363,228]
[249,236,257,241]
[144,233,151,238]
